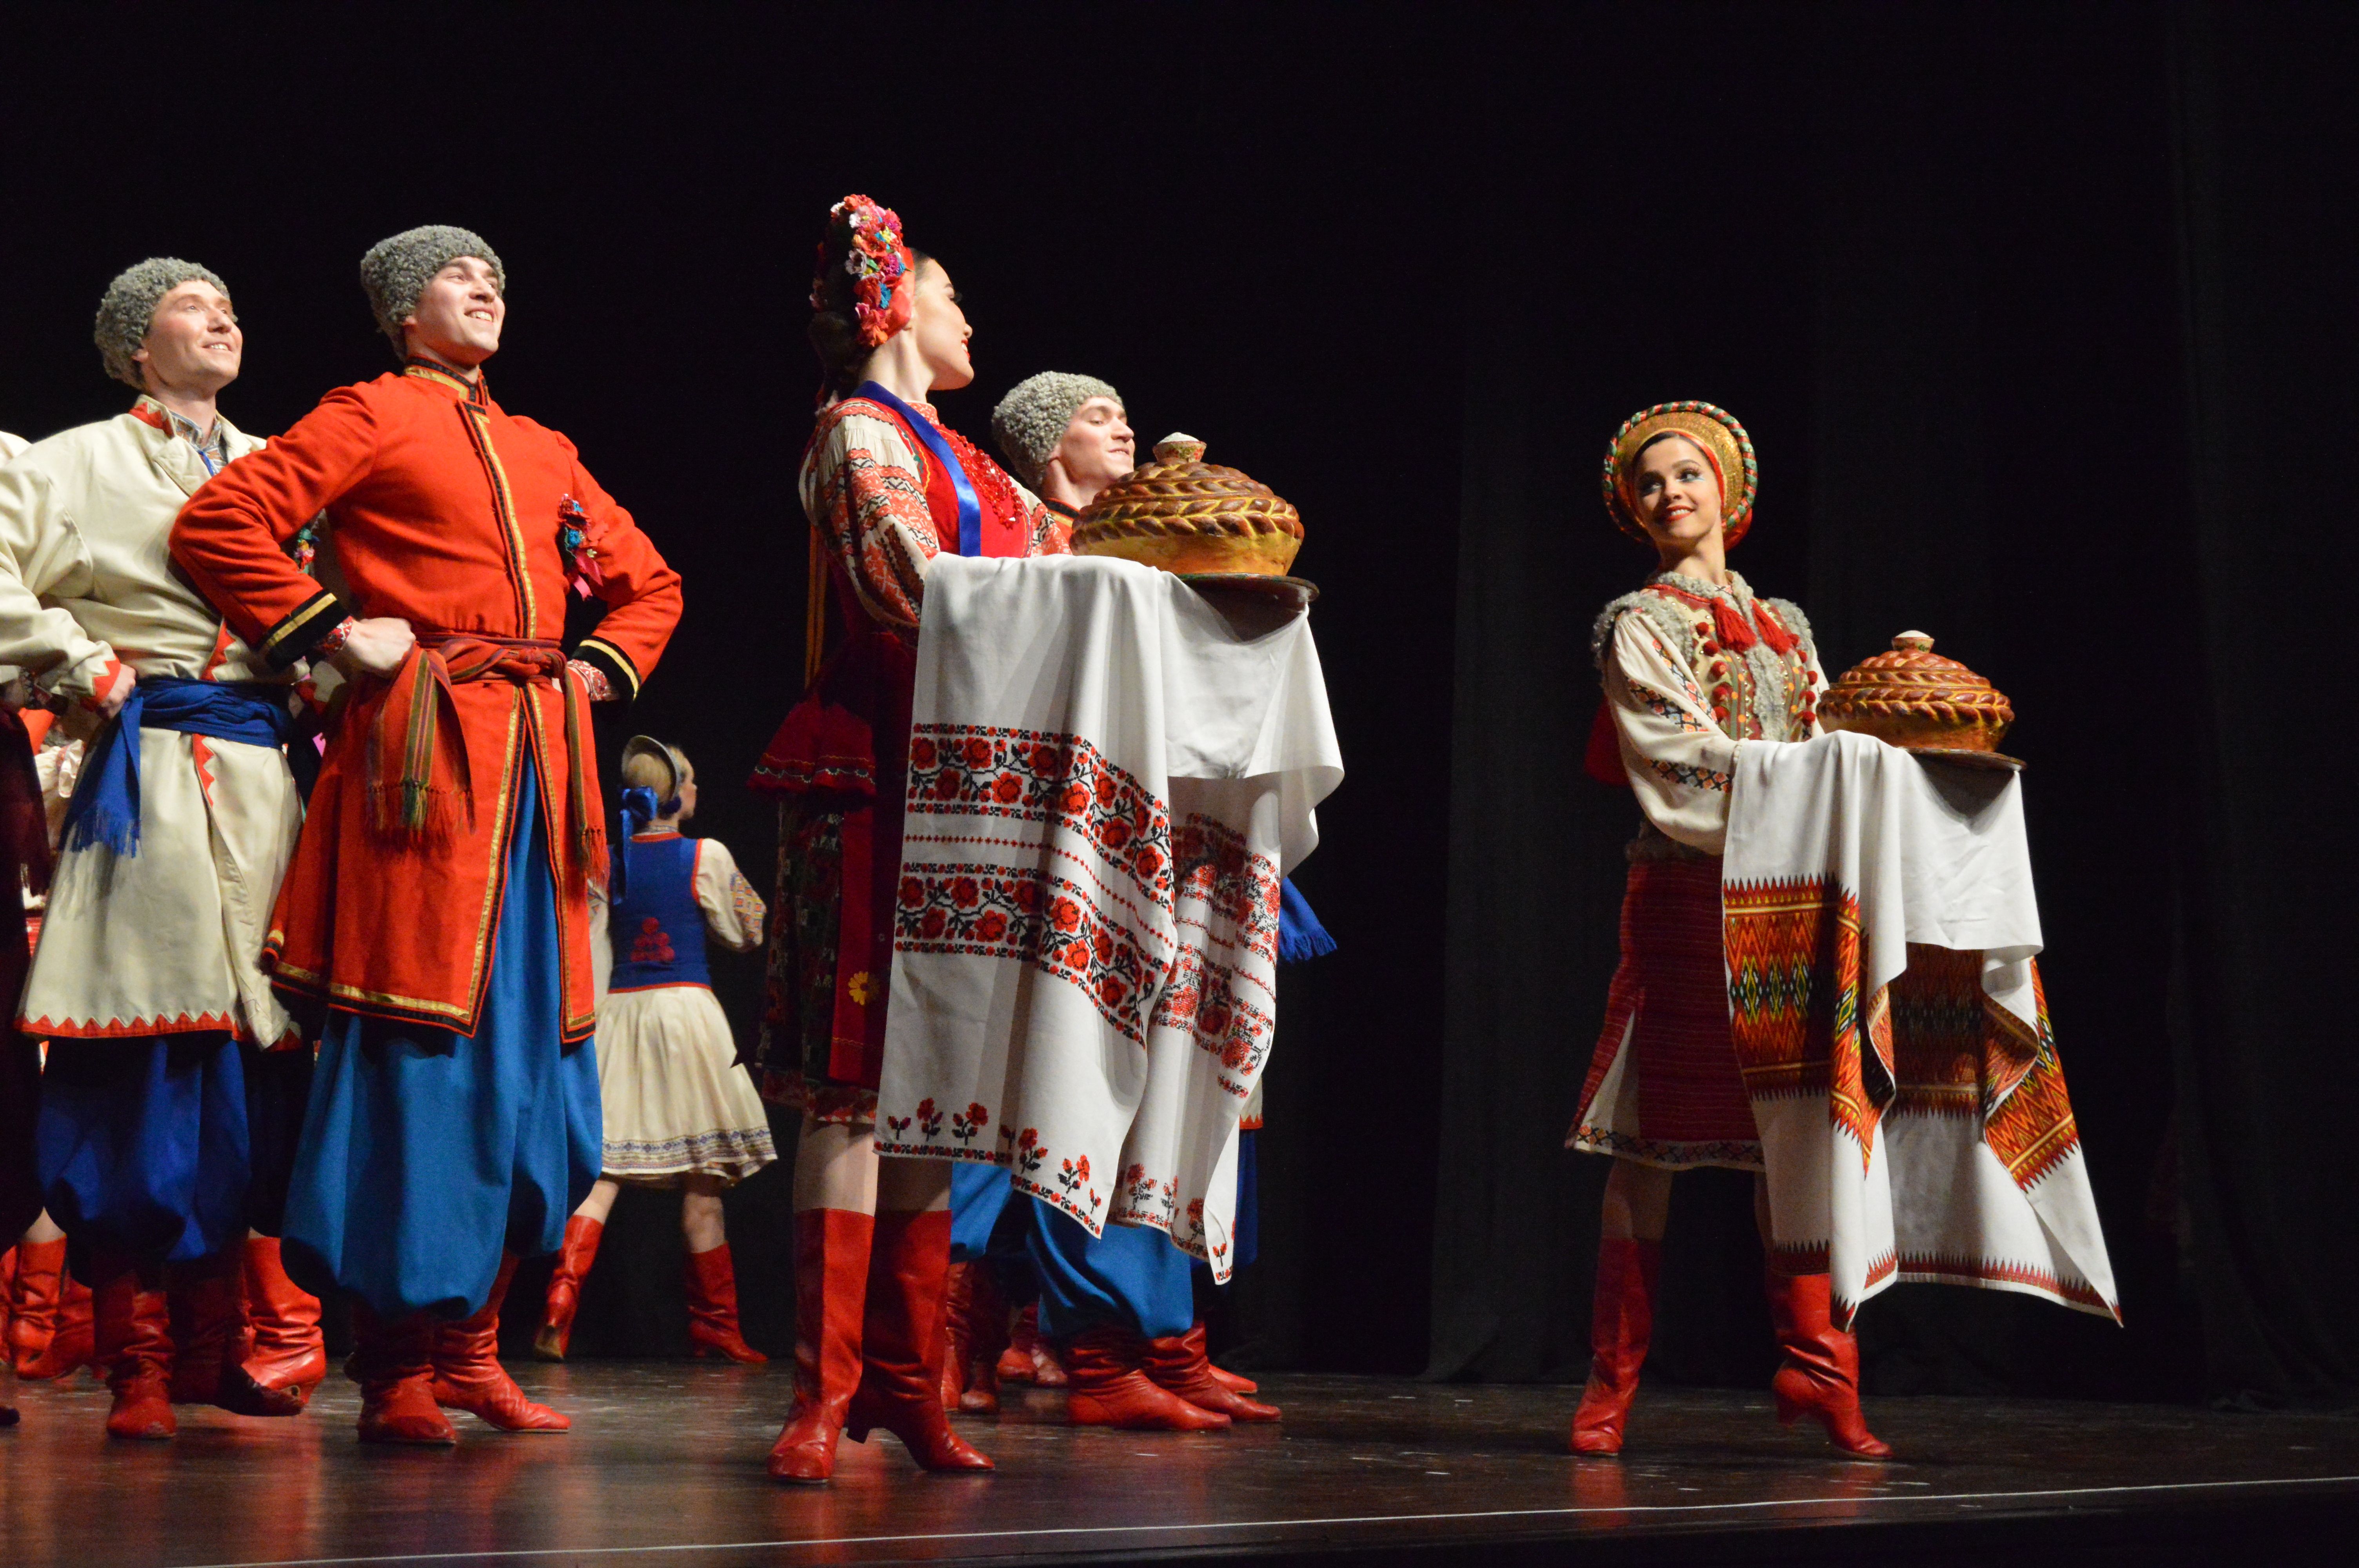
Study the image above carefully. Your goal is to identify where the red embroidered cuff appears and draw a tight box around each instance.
[313,617,358,662]
[567,659,615,702]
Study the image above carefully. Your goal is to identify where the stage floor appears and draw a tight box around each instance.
[4,1364,2355,1567]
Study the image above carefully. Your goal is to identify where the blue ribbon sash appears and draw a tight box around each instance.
[856,380,982,557]
[63,677,298,856]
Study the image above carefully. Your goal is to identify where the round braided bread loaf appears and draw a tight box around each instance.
[1819,632,2015,752]
[1073,435,1303,576]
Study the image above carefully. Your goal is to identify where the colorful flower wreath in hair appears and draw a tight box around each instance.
[1601,400,1759,548]
[811,194,913,348]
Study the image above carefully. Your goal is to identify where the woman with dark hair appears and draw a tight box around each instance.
[750,195,1068,1484]
[1567,402,1887,1459]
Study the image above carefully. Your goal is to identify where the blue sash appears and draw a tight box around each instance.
[855,380,981,557]
[64,678,297,856]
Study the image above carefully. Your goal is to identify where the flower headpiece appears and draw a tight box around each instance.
[1601,401,1758,548]
[812,194,913,348]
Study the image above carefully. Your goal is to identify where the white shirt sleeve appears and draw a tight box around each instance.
[1603,612,1741,854]
[0,458,114,699]
[691,839,767,953]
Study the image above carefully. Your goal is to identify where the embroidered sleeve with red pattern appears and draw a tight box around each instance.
[170,388,374,670]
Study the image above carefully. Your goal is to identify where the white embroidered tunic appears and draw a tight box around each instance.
[0,400,303,1044]
[1594,570,1828,852]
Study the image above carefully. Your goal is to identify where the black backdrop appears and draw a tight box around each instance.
[2,4,2351,1404]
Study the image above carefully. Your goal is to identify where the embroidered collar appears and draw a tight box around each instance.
[403,357,490,405]
[1043,497,1081,523]
[130,395,227,472]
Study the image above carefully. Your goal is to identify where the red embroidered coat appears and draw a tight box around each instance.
[752,394,1067,1112]
[169,362,682,1040]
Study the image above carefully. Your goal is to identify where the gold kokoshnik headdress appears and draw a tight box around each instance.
[1601,401,1758,548]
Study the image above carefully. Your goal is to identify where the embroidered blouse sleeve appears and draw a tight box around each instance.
[1603,611,1741,854]
[800,407,938,630]
[692,839,767,952]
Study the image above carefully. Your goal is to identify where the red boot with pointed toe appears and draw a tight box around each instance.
[533,1215,603,1362]
[431,1254,568,1432]
[843,1208,992,1472]
[685,1243,765,1363]
[241,1234,326,1401]
[769,1207,872,1483]
[1764,1269,1890,1458]
[352,1303,456,1445]
[1143,1325,1280,1422]
[1569,1238,1660,1455]
[1063,1325,1231,1431]
[92,1263,175,1440]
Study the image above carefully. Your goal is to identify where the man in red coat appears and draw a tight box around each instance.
[172,225,682,1445]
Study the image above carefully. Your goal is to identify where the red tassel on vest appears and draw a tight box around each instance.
[1752,600,1799,656]
[1712,597,1757,652]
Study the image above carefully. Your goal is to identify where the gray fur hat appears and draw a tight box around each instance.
[360,225,505,354]
[991,372,1123,488]
[94,258,230,388]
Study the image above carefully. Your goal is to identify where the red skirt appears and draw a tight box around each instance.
[1568,855,1762,1170]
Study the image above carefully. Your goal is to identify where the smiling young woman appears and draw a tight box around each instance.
[1565,402,1887,1461]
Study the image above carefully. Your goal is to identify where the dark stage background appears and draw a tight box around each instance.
[2,3,2351,1408]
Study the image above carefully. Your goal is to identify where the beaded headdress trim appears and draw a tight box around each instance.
[1601,401,1758,548]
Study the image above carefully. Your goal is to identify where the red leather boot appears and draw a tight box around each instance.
[91,1259,174,1440]
[769,1207,872,1483]
[938,1260,976,1410]
[352,1301,455,1445]
[1200,1316,1259,1396]
[997,1300,1041,1385]
[168,1249,304,1416]
[1063,1324,1230,1430]
[241,1234,326,1401]
[1144,1322,1280,1421]
[685,1243,765,1363]
[9,1234,93,1379]
[1764,1268,1890,1458]
[1569,1237,1661,1455]
[430,1253,568,1431]
[844,1207,992,1472]
[533,1215,603,1362]
[958,1265,1008,1414]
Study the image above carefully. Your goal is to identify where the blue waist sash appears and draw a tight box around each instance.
[856,380,981,557]
[64,677,298,856]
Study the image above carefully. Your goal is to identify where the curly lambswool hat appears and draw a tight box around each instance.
[991,372,1123,489]
[360,225,505,354]
[95,258,230,388]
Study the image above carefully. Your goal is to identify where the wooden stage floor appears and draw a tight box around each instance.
[4,1364,2355,1567]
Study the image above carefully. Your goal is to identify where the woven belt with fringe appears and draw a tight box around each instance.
[368,632,603,878]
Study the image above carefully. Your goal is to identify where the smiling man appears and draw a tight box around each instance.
[0,259,320,1439]
[172,225,682,1446]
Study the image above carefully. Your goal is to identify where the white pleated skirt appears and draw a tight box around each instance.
[596,984,779,1185]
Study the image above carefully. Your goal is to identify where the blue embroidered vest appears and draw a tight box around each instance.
[608,835,711,990]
